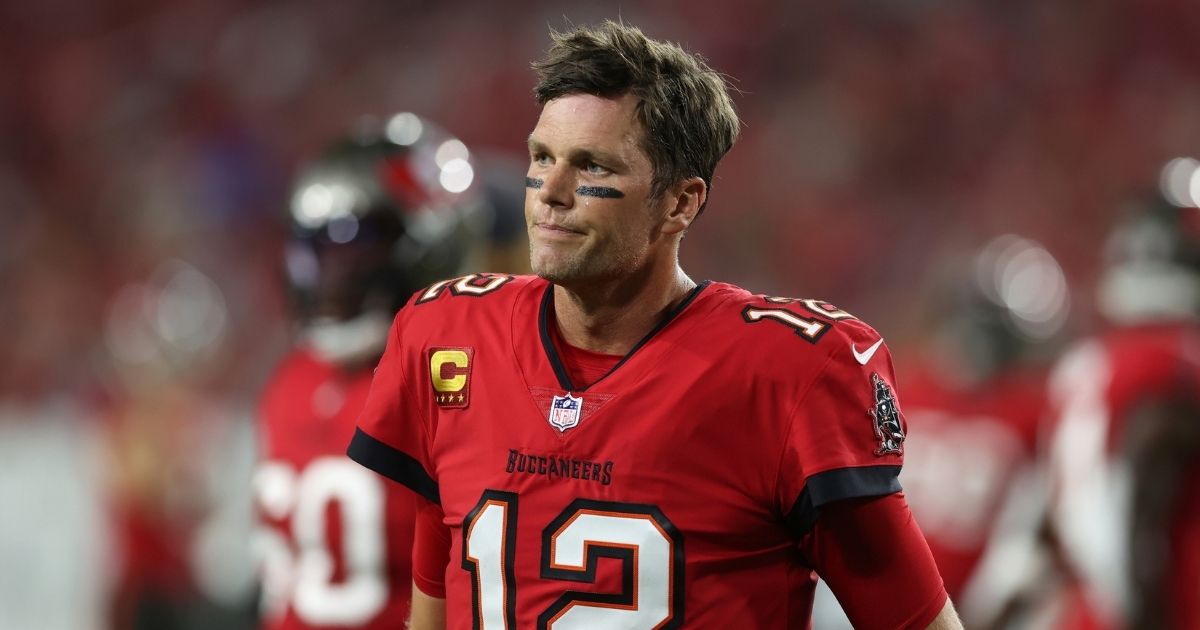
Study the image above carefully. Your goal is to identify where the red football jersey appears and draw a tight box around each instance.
[350,274,934,629]
[899,363,1045,600]
[257,348,417,630]
[1045,322,1200,629]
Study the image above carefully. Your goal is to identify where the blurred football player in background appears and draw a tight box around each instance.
[254,112,526,630]
[814,235,1070,630]
[1045,169,1200,630]
[901,236,1070,630]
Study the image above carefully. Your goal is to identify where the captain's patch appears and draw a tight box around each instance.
[429,347,473,409]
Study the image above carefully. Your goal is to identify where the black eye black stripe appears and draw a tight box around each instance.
[575,186,624,198]
[525,178,625,199]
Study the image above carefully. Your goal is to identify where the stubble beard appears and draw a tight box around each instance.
[530,244,604,285]
[530,238,640,287]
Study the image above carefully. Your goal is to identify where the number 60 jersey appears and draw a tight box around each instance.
[257,348,418,630]
[350,274,916,629]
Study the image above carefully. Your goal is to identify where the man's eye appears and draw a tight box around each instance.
[585,162,609,175]
[532,153,551,166]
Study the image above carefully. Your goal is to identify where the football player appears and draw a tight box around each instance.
[1044,188,1200,630]
[254,113,488,630]
[348,21,962,629]
[902,236,1069,627]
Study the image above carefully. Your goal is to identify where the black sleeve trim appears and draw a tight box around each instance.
[347,427,440,505]
[784,465,901,539]
[807,464,902,507]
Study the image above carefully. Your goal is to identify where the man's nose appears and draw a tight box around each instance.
[537,165,575,210]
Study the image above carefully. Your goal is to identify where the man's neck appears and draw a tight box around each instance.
[552,264,697,355]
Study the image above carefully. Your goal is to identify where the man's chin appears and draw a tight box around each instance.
[531,260,587,285]
[532,267,577,284]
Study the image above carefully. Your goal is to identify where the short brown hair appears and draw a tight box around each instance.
[532,21,740,209]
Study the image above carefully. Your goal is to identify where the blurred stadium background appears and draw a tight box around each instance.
[3,0,1199,628]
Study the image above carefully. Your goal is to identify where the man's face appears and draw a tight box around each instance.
[525,93,667,285]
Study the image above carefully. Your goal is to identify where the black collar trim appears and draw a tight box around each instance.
[538,280,712,392]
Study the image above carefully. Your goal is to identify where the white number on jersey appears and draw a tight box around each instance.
[254,457,388,625]
[462,491,684,630]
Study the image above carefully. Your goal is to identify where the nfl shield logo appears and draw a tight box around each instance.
[548,393,583,432]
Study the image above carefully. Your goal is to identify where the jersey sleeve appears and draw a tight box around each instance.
[778,336,907,538]
[411,497,450,599]
[347,311,441,505]
[800,493,947,629]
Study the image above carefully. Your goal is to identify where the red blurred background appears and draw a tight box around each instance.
[2,0,1199,628]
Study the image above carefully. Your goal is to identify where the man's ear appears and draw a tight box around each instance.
[661,176,707,236]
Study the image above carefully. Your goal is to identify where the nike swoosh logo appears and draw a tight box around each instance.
[852,338,884,365]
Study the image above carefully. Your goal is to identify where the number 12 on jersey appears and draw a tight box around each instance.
[462,490,685,629]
